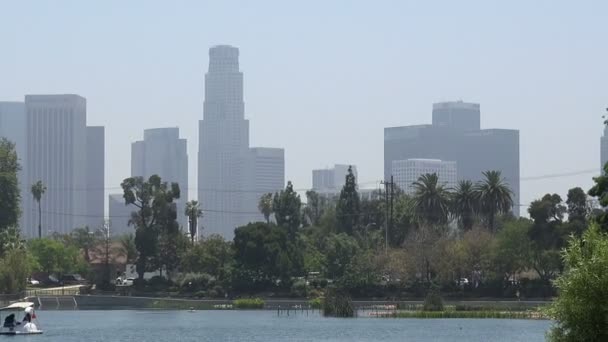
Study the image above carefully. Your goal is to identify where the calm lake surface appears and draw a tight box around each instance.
[31,310,550,341]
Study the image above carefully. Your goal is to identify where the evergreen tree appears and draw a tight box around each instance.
[0,138,21,231]
[336,166,360,235]
[272,181,301,238]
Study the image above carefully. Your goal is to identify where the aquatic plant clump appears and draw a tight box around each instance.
[322,288,355,317]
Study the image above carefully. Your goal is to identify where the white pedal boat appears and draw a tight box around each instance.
[0,302,43,335]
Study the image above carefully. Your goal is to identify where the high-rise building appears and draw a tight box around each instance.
[385,102,520,215]
[392,159,457,195]
[131,127,188,229]
[86,126,105,229]
[198,45,285,238]
[312,164,358,191]
[0,102,26,230]
[601,126,608,172]
[108,193,133,236]
[432,101,480,131]
[245,148,285,222]
[24,95,88,237]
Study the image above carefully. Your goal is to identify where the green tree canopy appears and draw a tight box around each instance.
[232,222,302,291]
[121,175,180,280]
[336,166,361,235]
[566,187,589,223]
[272,181,301,238]
[0,138,21,231]
[547,223,608,341]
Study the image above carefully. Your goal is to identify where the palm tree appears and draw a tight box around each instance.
[451,180,477,231]
[184,200,203,244]
[475,170,514,232]
[258,193,273,224]
[30,180,46,238]
[411,173,451,226]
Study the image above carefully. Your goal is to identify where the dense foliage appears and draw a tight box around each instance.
[547,224,608,341]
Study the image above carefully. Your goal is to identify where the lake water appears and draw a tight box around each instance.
[32,310,550,341]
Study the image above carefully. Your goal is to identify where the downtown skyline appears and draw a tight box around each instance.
[2,1,607,219]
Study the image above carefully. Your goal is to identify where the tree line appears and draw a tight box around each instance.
[1,134,607,300]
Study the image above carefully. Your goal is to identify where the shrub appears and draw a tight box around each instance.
[547,224,608,341]
[233,298,265,309]
[207,285,225,298]
[309,297,322,309]
[290,279,307,297]
[423,290,444,311]
[178,273,213,292]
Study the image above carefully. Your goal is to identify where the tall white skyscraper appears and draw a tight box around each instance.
[312,164,358,191]
[0,102,26,230]
[131,127,188,229]
[24,95,88,237]
[392,159,457,195]
[199,45,285,238]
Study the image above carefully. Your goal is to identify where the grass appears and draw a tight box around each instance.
[372,310,547,319]
[232,298,265,309]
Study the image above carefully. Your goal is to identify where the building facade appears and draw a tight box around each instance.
[432,101,480,131]
[86,126,105,230]
[245,147,285,222]
[108,194,133,237]
[24,95,88,237]
[384,101,520,215]
[131,127,188,229]
[312,164,358,191]
[198,45,285,238]
[392,158,457,195]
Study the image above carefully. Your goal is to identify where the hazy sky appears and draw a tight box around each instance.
[2,0,607,212]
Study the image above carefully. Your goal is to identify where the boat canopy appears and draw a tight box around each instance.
[0,302,35,311]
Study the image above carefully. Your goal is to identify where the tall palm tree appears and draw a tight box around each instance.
[185,200,203,244]
[30,180,46,238]
[475,170,513,232]
[412,173,451,226]
[258,193,273,224]
[451,180,478,231]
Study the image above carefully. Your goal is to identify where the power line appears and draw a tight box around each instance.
[13,167,601,192]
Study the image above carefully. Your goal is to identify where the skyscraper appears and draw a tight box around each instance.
[385,101,520,215]
[432,101,480,131]
[0,102,26,230]
[601,125,608,172]
[86,126,105,229]
[199,45,285,238]
[108,193,133,236]
[392,159,457,195]
[131,127,188,229]
[24,95,88,237]
[312,164,358,191]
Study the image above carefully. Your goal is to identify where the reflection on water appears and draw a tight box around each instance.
[36,310,550,342]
